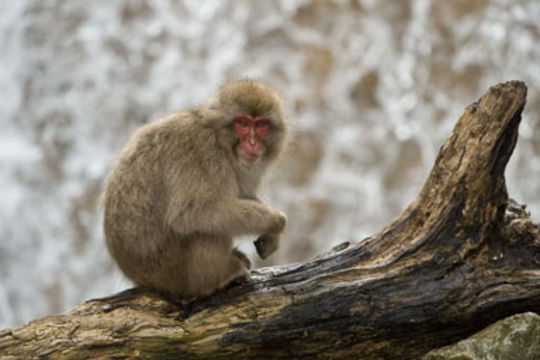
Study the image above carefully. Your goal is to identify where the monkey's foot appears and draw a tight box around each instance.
[227,272,250,288]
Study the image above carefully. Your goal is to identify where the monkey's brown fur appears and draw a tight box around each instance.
[104,80,288,300]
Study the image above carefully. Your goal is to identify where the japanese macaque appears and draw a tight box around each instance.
[104,80,288,300]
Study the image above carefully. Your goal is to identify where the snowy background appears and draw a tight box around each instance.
[1,0,540,328]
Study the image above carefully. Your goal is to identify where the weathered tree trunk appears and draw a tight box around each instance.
[1,81,539,359]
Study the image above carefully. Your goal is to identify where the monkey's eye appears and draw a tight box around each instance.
[234,116,253,135]
[254,119,270,136]
[236,119,250,128]
[255,119,270,128]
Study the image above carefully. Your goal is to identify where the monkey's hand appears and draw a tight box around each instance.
[255,209,286,259]
[254,233,280,260]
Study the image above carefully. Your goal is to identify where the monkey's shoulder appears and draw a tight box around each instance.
[123,111,197,151]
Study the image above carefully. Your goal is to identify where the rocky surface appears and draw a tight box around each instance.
[424,313,540,360]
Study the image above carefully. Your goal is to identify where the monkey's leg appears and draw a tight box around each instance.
[180,236,250,298]
[232,247,251,269]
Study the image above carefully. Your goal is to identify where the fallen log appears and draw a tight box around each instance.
[1,81,539,359]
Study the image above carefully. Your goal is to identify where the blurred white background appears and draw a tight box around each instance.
[1,0,539,328]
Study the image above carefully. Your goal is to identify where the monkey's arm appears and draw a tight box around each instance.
[168,197,286,238]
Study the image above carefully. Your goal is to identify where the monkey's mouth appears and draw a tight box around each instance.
[238,149,260,165]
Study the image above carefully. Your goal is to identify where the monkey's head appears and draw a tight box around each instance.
[209,80,288,166]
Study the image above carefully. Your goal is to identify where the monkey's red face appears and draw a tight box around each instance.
[234,115,270,165]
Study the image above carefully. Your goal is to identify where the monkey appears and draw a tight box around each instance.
[103,80,288,301]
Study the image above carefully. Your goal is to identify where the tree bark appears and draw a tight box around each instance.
[1,81,539,360]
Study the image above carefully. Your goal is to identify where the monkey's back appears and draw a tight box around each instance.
[104,117,174,278]
[103,111,235,286]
